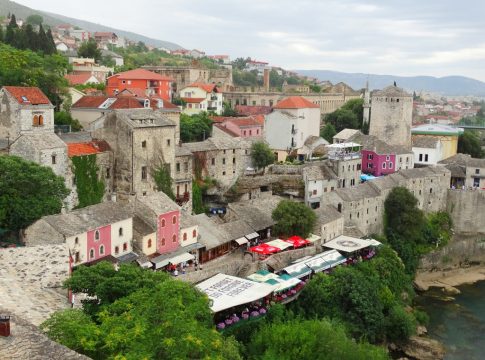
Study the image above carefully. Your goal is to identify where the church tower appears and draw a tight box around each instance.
[369,83,413,148]
[362,80,370,128]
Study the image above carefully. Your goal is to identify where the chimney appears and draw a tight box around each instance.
[263,68,270,92]
[0,315,11,337]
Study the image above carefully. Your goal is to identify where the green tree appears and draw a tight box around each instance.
[0,25,4,42]
[153,164,176,200]
[71,155,105,209]
[251,141,275,169]
[320,123,337,143]
[272,200,317,238]
[192,181,205,214]
[54,111,83,131]
[78,38,101,62]
[222,101,238,116]
[248,318,389,360]
[0,156,69,232]
[458,131,484,158]
[46,28,57,55]
[26,14,44,26]
[37,24,49,53]
[325,108,359,132]
[309,84,321,93]
[180,112,212,142]
[5,14,17,46]
[24,23,38,51]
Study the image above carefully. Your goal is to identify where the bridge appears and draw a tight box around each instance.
[452,124,485,130]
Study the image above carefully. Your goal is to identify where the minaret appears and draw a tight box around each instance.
[362,80,370,127]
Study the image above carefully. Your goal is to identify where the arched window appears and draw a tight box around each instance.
[172,234,177,243]
[172,215,177,224]
[95,230,100,241]
[161,238,166,246]
[115,246,119,255]
[147,239,152,248]
[38,115,44,126]
[99,245,105,255]
[90,248,95,259]
[192,229,197,238]
[123,242,127,251]
[33,115,39,126]
[74,237,79,245]
[183,233,187,241]
[161,219,166,227]
[119,227,123,237]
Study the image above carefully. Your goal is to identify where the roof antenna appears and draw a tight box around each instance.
[393,81,397,87]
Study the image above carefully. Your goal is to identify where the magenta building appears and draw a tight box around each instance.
[361,150,396,177]
[157,209,181,254]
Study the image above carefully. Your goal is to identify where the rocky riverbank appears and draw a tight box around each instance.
[415,264,485,293]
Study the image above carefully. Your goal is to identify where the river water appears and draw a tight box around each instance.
[417,281,485,360]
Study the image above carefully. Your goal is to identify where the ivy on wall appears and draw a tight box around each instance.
[71,155,105,209]
[153,164,176,200]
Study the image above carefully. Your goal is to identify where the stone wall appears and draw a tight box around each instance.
[447,190,485,235]
[23,220,65,246]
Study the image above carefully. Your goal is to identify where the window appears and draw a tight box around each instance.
[425,154,429,162]
[367,163,372,169]
[211,158,215,166]
[222,171,226,176]
[161,219,166,227]
[184,162,188,171]
[249,130,252,136]
[99,245,105,255]
[142,140,146,148]
[382,163,386,169]
[399,157,403,163]
[312,189,317,195]
[406,157,409,163]
[106,167,110,178]
[419,154,423,162]
[476,169,480,175]
[167,139,171,146]
[367,154,373,160]
[386,155,390,161]
[430,188,433,194]
[123,243,127,251]
[148,239,152,248]
[176,163,180,172]
[90,249,95,259]
[32,115,39,126]
[119,227,123,237]
[39,115,44,125]
[74,237,79,245]
[256,129,259,135]
[161,238,166,246]
[357,164,361,170]
[141,166,147,180]
[75,252,80,263]
[233,157,236,164]
[183,233,187,241]
[115,246,119,255]
[243,130,247,136]
[193,229,197,238]
[95,230,100,241]
[172,215,177,224]
[172,234,177,243]
[51,155,56,164]
[222,158,226,165]
[389,162,393,169]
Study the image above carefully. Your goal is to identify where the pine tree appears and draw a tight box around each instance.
[38,24,49,53]
[25,24,38,51]
[9,14,18,28]
[46,28,57,54]
[16,25,29,50]
[0,26,4,43]
[5,23,16,46]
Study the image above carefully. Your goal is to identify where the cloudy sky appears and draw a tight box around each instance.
[15,0,485,80]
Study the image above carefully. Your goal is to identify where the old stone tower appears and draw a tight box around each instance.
[369,84,413,148]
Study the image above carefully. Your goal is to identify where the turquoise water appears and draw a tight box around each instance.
[417,281,485,360]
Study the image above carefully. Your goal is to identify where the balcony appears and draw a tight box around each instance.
[207,106,218,111]
[176,192,190,205]
[210,95,218,101]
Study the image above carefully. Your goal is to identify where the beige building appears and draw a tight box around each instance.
[92,109,177,199]
[180,83,223,115]
[174,145,194,210]
[313,205,344,243]
[440,154,485,189]
[369,85,413,148]
[326,142,363,188]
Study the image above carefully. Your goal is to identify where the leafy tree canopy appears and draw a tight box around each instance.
[54,111,83,131]
[272,200,317,238]
[251,141,275,169]
[458,131,484,158]
[325,98,365,133]
[78,38,102,62]
[320,123,336,143]
[153,164,176,200]
[0,156,69,232]
[25,14,43,26]
[180,112,212,142]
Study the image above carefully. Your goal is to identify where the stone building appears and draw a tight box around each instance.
[412,124,462,166]
[174,144,193,210]
[439,153,485,189]
[369,84,413,148]
[302,163,338,209]
[182,135,253,189]
[323,166,451,236]
[326,142,362,188]
[313,205,344,243]
[92,109,177,199]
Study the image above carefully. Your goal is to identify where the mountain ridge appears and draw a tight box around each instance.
[0,0,183,50]
[296,69,485,97]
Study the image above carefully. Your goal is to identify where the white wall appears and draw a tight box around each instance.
[66,233,88,265]
[180,225,198,247]
[413,146,440,166]
[110,218,133,256]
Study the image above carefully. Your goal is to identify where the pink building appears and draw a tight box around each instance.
[157,209,180,254]
[213,116,264,138]
[86,225,112,262]
[361,150,396,177]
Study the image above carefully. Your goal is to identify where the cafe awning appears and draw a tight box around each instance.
[281,262,312,279]
[307,234,321,243]
[323,235,373,253]
[367,239,382,247]
[249,243,280,255]
[266,239,293,251]
[285,235,310,248]
[152,251,195,269]
[305,250,347,273]
[245,232,260,240]
[168,252,194,265]
[235,237,249,245]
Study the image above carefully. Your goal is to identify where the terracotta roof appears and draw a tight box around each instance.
[154,98,179,109]
[72,96,108,108]
[235,105,273,116]
[64,73,94,86]
[182,97,205,103]
[118,88,147,97]
[274,96,319,109]
[114,68,173,81]
[187,82,217,93]
[252,115,265,125]
[214,124,239,137]
[109,97,143,109]
[67,140,111,157]
[3,86,51,105]
[209,116,227,123]
[94,32,116,37]
[226,117,261,127]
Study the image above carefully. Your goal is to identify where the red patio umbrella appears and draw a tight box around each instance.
[285,235,310,248]
[249,243,280,255]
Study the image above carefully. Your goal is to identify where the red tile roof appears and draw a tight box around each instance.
[72,96,108,108]
[209,116,227,123]
[274,96,320,109]
[252,115,265,125]
[68,140,111,157]
[187,82,217,93]
[109,97,143,109]
[114,68,173,81]
[226,117,262,127]
[64,73,95,86]
[182,97,205,103]
[3,86,51,105]
[118,88,147,97]
[214,124,239,137]
[235,105,272,116]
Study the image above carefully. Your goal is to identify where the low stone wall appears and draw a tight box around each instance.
[269,164,304,175]
[447,189,485,235]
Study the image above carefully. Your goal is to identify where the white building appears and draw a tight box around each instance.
[180,83,223,115]
[264,96,321,161]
